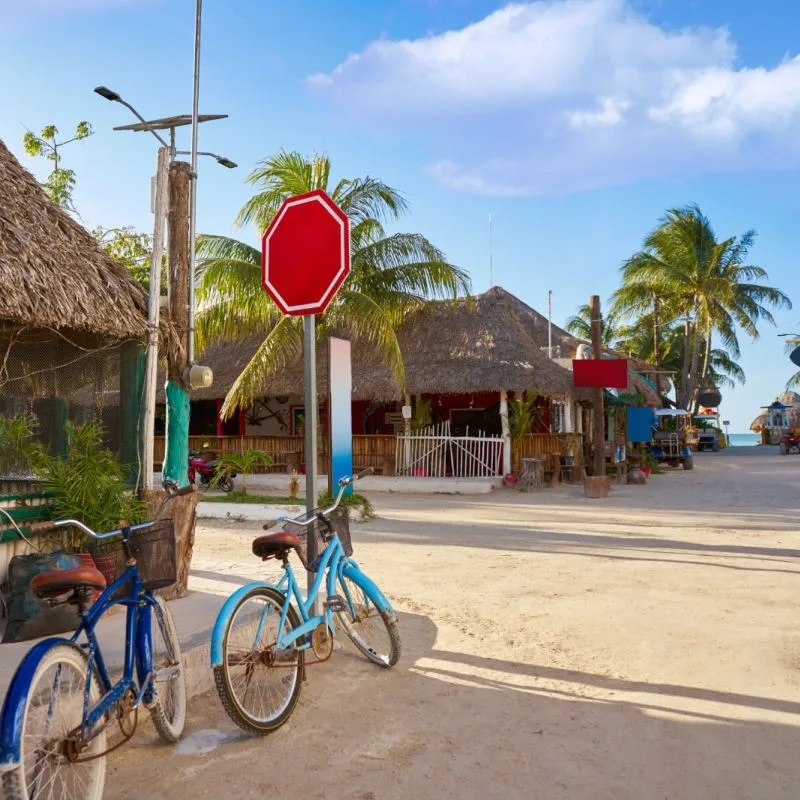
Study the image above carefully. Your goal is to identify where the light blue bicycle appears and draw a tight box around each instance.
[210,469,400,734]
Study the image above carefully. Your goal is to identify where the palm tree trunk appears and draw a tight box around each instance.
[652,295,660,396]
[696,324,714,405]
[679,317,692,407]
[686,318,703,413]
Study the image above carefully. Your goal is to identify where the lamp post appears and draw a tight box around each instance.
[94,86,233,489]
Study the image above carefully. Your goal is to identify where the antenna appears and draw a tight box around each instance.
[489,214,493,289]
[548,290,553,359]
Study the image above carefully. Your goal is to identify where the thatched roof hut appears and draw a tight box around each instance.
[188,286,591,403]
[749,391,800,431]
[0,137,148,340]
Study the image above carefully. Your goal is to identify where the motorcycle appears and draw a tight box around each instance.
[188,450,236,492]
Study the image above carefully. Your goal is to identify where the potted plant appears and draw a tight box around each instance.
[28,421,146,582]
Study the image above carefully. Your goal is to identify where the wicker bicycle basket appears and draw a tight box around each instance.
[127,520,177,591]
[281,506,351,569]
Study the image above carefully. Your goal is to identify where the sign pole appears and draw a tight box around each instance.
[303,314,320,613]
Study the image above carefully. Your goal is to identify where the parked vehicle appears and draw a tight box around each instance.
[188,449,236,492]
[696,427,722,452]
[649,409,694,470]
[779,431,800,455]
[0,481,189,800]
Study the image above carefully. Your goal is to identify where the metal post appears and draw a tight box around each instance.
[142,146,170,490]
[188,0,202,366]
[304,315,320,611]
[547,290,553,359]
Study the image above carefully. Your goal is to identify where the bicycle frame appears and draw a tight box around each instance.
[0,560,163,771]
[210,534,396,668]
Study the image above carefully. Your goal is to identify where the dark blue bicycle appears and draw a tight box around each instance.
[0,482,191,800]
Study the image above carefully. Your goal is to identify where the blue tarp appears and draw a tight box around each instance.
[627,406,656,442]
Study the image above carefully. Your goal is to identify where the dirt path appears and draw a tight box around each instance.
[109,448,800,799]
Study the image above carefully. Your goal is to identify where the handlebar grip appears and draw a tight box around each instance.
[355,467,373,480]
[28,521,55,533]
[263,520,278,530]
[175,484,196,497]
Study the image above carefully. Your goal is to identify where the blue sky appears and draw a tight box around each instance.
[2,0,799,431]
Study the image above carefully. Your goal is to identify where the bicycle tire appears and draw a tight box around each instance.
[148,596,187,743]
[214,586,304,735]
[336,572,401,668]
[4,642,106,800]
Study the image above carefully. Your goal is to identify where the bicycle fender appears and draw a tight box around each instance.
[210,581,283,668]
[0,637,73,771]
[340,561,397,623]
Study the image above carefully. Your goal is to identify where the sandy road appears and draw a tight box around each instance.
[109,447,800,799]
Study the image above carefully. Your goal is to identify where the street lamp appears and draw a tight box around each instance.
[175,150,237,169]
[94,85,233,490]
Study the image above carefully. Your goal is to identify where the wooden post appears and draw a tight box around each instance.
[584,295,611,497]
[162,161,192,486]
[591,295,605,478]
[500,388,511,475]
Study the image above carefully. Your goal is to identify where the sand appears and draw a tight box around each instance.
[109,447,800,799]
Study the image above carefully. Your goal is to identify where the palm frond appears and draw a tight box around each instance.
[220,316,304,418]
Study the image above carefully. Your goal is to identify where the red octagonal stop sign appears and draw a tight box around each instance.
[261,189,351,316]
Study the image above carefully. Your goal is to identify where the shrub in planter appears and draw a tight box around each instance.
[28,421,146,553]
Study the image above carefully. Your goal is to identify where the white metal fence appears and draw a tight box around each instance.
[395,422,503,478]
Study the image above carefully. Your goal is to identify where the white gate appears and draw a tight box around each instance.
[395,422,503,478]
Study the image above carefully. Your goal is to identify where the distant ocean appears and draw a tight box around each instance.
[727,433,760,446]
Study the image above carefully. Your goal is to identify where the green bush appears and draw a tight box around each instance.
[0,413,38,476]
[214,449,272,494]
[316,490,375,522]
[29,421,145,548]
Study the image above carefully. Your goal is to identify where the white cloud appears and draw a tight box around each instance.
[307,0,800,195]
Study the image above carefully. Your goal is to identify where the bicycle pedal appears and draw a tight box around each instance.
[324,596,346,613]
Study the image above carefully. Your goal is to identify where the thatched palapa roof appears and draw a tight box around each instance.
[0,138,149,340]
[749,391,800,431]
[186,286,598,403]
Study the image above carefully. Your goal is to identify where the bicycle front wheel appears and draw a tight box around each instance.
[148,595,187,743]
[4,643,106,800]
[214,586,304,735]
[336,571,401,668]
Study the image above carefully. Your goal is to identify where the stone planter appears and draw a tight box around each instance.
[584,475,611,498]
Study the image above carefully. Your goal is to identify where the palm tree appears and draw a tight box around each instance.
[196,151,471,417]
[565,303,620,347]
[614,205,790,409]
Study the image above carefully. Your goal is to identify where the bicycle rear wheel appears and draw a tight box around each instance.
[336,572,401,668]
[148,595,186,743]
[4,643,106,800]
[214,586,304,735]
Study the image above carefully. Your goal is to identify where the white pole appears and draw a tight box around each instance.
[188,0,202,366]
[142,146,170,490]
[500,388,511,475]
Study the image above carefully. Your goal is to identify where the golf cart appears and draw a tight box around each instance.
[693,411,722,452]
[779,430,800,455]
[649,409,694,470]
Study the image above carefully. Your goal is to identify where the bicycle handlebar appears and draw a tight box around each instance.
[262,469,372,531]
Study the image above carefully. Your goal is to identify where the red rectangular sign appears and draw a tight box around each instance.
[572,359,628,389]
